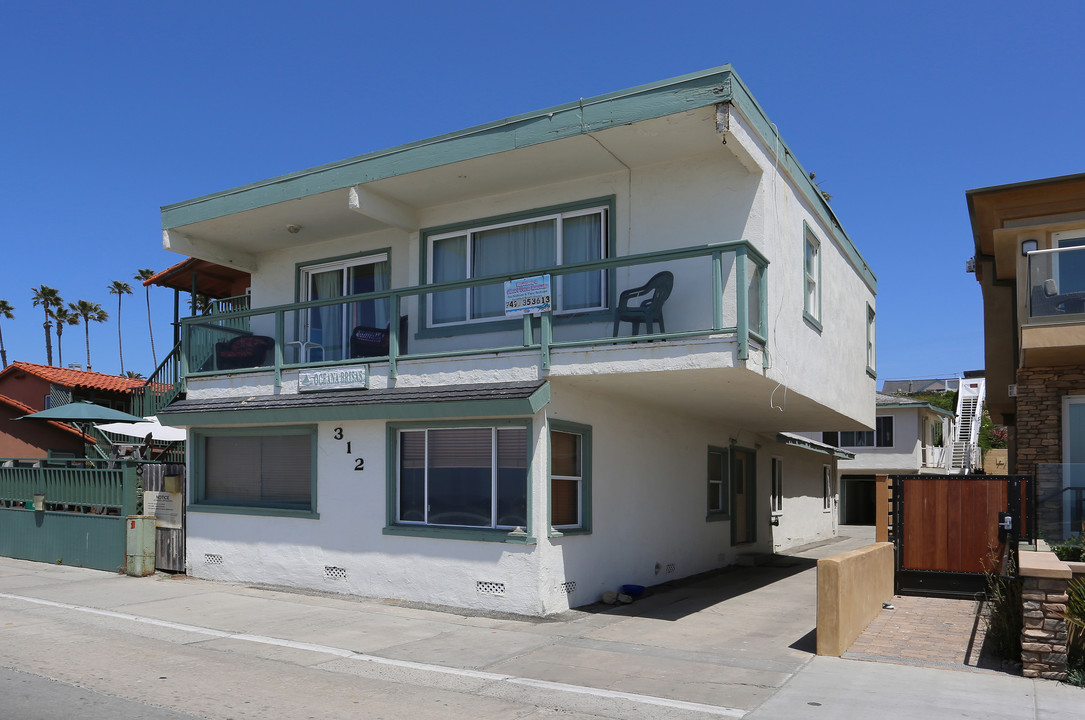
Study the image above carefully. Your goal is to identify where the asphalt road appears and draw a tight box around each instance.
[0,667,204,720]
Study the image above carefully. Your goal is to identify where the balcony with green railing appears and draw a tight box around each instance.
[179,241,769,385]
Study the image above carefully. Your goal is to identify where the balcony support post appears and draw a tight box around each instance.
[389,295,401,379]
[274,310,284,388]
[712,250,724,330]
[541,311,552,371]
[736,245,749,361]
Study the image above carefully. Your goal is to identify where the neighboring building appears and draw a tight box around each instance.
[811,393,956,524]
[968,172,1085,540]
[157,66,878,615]
[0,362,146,458]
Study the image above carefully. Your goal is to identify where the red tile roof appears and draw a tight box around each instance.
[2,362,147,394]
[0,393,97,441]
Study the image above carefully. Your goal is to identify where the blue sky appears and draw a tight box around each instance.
[1,1,1082,384]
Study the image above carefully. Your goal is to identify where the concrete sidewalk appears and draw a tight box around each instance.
[0,530,1078,719]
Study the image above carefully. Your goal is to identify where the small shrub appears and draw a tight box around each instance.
[982,563,1023,661]
[1053,536,1085,563]
[1068,577,1085,687]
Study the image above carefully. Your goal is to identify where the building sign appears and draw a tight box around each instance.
[504,274,552,316]
[143,491,182,529]
[299,366,369,392]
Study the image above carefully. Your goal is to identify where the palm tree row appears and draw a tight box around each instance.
[1,269,159,374]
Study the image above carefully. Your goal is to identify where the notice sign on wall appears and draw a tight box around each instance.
[504,275,552,316]
[143,491,183,529]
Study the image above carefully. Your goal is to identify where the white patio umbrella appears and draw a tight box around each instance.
[95,416,186,442]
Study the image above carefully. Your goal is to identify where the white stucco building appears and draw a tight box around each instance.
[157,66,877,615]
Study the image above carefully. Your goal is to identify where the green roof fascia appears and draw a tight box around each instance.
[158,383,550,427]
[161,66,741,230]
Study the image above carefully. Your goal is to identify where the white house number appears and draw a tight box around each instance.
[333,427,364,471]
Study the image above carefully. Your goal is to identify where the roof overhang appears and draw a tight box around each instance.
[776,432,855,460]
[158,380,550,427]
[160,65,875,291]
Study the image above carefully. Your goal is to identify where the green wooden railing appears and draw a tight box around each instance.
[179,240,769,386]
[0,460,139,514]
[131,342,185,418]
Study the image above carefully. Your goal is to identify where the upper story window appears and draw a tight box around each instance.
[298,252,390,363]
[425,202,609,327]
[827,416,894,449]
[803,223,822,328]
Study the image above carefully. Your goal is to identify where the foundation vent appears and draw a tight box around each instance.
[666,563,676,574]
[204,553,224,566]
[559,581,576,594]
[324,566,348,580]
[476,581,505,596]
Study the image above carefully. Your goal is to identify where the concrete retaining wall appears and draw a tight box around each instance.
[816,542,894,656]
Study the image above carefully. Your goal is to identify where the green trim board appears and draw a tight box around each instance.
[384,418,536,542]
[190,425,319,518]
[161,381,550,427]
[546,419,592,537]
[160,66,874,293]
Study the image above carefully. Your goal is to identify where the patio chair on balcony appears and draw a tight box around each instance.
[612,271,673,337]
[349,316,409,359]
[215,334,275,370]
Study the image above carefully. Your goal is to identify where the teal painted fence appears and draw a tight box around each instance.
[0,461,140,571]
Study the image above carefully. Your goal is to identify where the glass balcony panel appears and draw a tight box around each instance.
[1027,245,1085,319]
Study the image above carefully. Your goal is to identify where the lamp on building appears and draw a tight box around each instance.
[1021,239,1038,255]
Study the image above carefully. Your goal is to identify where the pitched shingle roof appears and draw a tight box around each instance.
[2,362,146,394]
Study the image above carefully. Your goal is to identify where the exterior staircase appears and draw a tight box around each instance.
[949,378,985,473]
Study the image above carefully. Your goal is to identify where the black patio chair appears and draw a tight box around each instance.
[612,271,674,337]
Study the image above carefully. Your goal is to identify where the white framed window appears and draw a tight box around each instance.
[298,252,390,362]
[426,204,608,326]
[839,416,894,448]
[770,457,783,515]
[803,223,822,327]
[396,425,528,529]
[1052,230,1085,294]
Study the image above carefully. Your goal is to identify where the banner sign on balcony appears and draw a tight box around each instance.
[299,365,369,392]
[504,274,552,316]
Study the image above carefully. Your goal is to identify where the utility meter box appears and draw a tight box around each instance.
[126,515,156,576]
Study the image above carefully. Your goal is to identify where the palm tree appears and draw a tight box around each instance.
[125,370,144,379]
[108,280,133,374]
[70,300,108,372]
[135,269,157,366]
[0,300,13,369]
[52,306,79,368]
[31,285,62,365]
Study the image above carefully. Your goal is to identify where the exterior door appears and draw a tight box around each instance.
[731,448,756,545]
[1063,396,1085,537]
[301,254,389,362]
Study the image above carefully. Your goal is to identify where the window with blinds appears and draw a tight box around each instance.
[199,429,314,511]
[397,426,527,529]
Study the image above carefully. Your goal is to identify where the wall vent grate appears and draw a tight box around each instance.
[560,581,576,594]
[666,563,676,574]
[204,553,224,566]
[477,581,505,596]
[324,566,348,580]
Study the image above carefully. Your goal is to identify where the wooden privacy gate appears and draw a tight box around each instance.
[889,474,1033,597]
[141,463,186,572]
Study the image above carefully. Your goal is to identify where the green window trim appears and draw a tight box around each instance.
[191,425,319,519]
[865,302,877,379]
[385,418,535,542]
[418,197,617,337]
[803,221,823,332]
[547,419,592,537]
[706,445,730,521]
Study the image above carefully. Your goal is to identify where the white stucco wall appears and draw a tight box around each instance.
[183,377,838,616]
